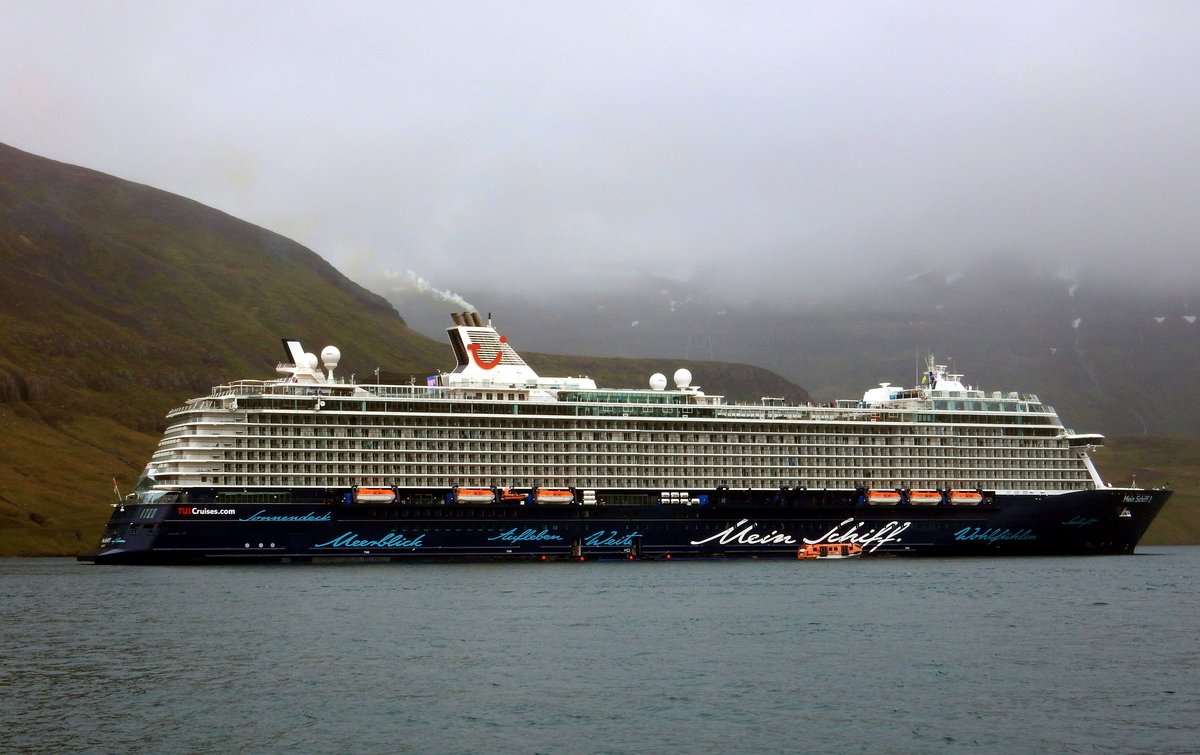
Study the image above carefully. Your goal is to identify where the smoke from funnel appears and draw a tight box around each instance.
[383,269,475,311]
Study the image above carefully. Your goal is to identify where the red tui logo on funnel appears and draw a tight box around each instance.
[467,337,507,370]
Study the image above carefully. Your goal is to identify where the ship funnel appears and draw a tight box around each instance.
[451,312,465,326]
[470,312,485,327]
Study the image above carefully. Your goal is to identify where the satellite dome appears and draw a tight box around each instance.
[673,368,692,389]
[321,346,341,369]
[303,352,319,370]
[649,373,667,391]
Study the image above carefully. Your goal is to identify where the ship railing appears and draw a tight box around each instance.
[214,380,382,398]
[715,406,860,422]
[363,384,451,399]
[208,380,274,397]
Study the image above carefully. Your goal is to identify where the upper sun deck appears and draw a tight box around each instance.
[860,356,1047,411]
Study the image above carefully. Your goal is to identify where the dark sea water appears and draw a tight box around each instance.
[1,549,1197,754]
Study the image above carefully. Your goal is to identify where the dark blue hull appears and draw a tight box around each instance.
[81,487,1170,564]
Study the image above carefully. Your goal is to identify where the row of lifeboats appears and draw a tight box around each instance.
[351,486,577,505]
[352,486,983,506]
[866,489,984,506]
[456,487,575,505]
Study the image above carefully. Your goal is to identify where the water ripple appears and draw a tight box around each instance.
[1,550,1197,753]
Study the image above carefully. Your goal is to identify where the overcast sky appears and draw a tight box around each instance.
[5,1,1199,305]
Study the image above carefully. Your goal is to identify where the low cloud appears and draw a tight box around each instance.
[6,2,1199,301]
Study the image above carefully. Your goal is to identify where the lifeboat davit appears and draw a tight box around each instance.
[866,489,902,505]
[535,488,574,504]
[353,487,396,504]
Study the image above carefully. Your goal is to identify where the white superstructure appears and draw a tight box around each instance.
[142,315,1103,497]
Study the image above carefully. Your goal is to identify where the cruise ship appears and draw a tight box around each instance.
[82,312,1170,563]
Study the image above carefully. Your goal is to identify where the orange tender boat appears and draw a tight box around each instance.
[797,542,863,559]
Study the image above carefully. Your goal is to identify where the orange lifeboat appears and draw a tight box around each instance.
[797,542,863,560]
[499,488,528,502]
[950,490,983,506]
[535,488,574,504]
[866,489,902,505]
[454,487,496,504]
[353,487,396,504]
[907,489,943,506]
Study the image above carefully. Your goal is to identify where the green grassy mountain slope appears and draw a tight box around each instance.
[0,142,425,554]
[0,143,807,556]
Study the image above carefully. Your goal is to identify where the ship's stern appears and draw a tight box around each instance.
[78,502,170,564]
